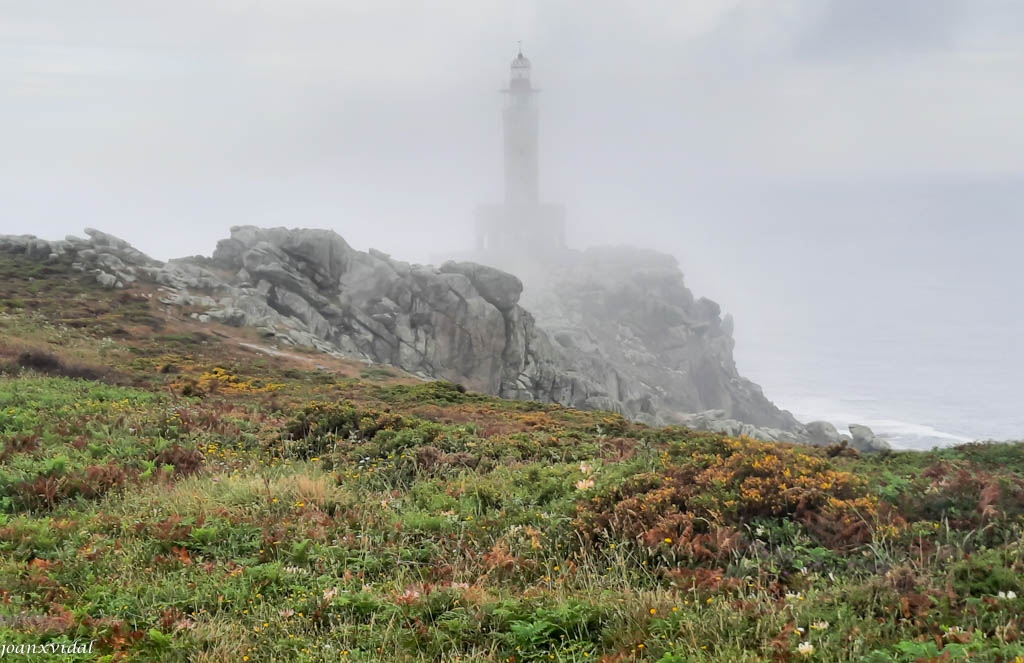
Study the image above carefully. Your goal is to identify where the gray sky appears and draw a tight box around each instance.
[2,1,1023,441]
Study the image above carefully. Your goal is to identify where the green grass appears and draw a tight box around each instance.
[1,255,1023,662]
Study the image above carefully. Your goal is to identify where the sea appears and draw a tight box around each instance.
[669,177,1024,450]
[737,328,1024,450]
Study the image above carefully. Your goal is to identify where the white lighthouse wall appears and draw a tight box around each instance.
[502,105,540,205]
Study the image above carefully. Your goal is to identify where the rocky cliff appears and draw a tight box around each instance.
[517,246,800,431]
[201,226,606,405]
[1,227,814,443]
[0,228,625,411]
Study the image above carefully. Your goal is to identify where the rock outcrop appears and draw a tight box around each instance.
[673,410,804,444]
[1,226,842,446]
[0,228,160,289]
[805,420,845,446]
[0,227,618,412]
[848,424,892,453]
[516,246,801,431]
[202,226,575,400]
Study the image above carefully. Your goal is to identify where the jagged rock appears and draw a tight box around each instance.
[95,272,119,289]
[203,307,243,326]
[1,226,816,443]
[151,261,225,290]
[158,290,218,308]
[96,253,126,273]
[439,261,523,312]
[849,424,892,453]
[84,228,132,250]
[29,239,51,259]
[516,246,800,430]
[671,409,802,443]
[83,228,160,268]
[198,227,552,398]
[0,235,34,256]
[2,230,157,295]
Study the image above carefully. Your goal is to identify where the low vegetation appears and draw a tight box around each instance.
[1,254,1023,662]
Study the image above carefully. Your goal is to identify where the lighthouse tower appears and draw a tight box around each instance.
[475,50,565,256]
[503,50,540,205]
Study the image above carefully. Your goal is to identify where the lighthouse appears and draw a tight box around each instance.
[475,50,565,256]
[503,50,539,205]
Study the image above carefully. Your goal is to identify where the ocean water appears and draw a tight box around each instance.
[737,331,1024,450]
[670,177,1024,450]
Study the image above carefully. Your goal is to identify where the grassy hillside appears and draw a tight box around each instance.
[1,254,1023,662]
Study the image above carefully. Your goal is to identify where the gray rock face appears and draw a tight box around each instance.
[849,424,892,453]
[805,420,843,446]
[1,226,813,443]
[191,226,611,404]
[95,272,119,289]
[673,410,804,444]
[516,246,801,431]
[0,230,160,290]
[439,261,523,312]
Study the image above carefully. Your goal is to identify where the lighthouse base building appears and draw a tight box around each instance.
[474,202,565,254]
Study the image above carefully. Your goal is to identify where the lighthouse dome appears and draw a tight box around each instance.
[511,51,531,69]
[510,51,531,80]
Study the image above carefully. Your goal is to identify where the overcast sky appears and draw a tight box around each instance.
[3,1,1023,258]
[2,1,1023,440]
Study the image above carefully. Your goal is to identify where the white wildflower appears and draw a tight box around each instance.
[575,478,595,491]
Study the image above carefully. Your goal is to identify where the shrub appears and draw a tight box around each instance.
[152,443,204,477]
[576,436,876,556]
[285,401,362,441]
[279,400,426,462]
[377,381,477,405]
[10,350,115,383]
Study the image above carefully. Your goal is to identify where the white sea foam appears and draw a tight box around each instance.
[780,395,976,451]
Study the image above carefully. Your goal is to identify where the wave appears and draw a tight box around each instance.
[781,395,975,451]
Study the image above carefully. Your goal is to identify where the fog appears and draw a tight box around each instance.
[3,1,1023,444]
